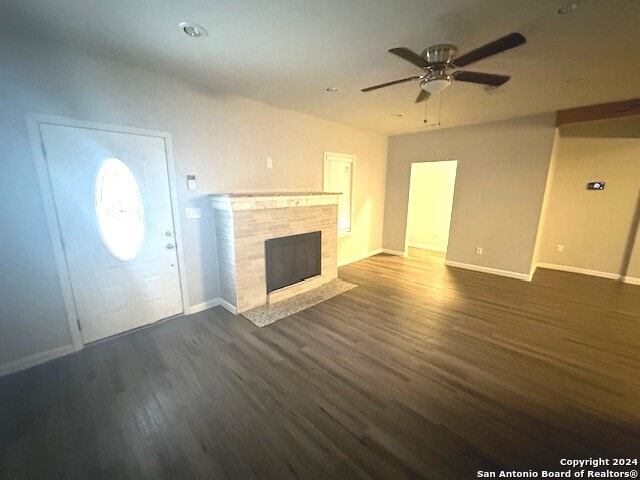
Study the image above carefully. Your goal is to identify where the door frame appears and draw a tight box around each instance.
[404,160,458,256]
[26,114,190,350]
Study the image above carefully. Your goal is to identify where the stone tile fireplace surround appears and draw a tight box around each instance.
[210,193,340,314]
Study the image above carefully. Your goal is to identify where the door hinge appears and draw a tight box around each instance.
[76,318,82,331]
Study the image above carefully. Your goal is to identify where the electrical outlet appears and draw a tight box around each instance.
[475,246,483,255]
[266,157,273,168]
[557,244,564,253]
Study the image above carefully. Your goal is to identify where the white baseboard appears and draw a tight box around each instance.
[219,298,238,314]
[444,260,533,282]
[381,248,407,257]
[622,276,640,285]
[535,263,621,281]
[0,344,76,378]
[407,242,447,252]
[190,298,237,315]
[338,248,382,267]
[189,298,222,314]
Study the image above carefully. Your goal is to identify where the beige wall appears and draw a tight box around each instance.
[383,114,557,275]
[537,118,640,277]
[0,36,387,368]
[407,161,457,251]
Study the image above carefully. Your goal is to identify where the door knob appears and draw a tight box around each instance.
[166,243,175,249]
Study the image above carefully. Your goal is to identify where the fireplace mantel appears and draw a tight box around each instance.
[210,192,340,211]
[210,192,339,314]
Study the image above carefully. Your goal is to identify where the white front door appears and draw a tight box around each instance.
[40,124,183,343]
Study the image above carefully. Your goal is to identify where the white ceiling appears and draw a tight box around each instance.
[2,0,639,135]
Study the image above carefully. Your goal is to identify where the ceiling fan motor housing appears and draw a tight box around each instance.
[421,44,457,66]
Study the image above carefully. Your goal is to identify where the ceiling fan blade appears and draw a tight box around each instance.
[415,89,430,103]
[453,32,526,68]
[389,47,429,69]
[361,76,421,92]
[454,71,511,86]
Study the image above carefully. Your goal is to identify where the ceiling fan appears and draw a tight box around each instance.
[362,33,526,103]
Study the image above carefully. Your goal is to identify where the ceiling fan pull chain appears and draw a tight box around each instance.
[423,100,428,124]
[438,91,444,126]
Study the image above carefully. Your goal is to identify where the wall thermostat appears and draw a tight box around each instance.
[187,175,197,190]
[587,182,605,190]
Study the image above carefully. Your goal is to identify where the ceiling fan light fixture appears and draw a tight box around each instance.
[421,75,452,94]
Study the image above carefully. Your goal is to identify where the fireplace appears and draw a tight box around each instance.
[210,192,339,313]
[265,231,321,293]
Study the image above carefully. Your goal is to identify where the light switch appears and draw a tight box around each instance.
[186,207,201,219]
[187,175,197,190]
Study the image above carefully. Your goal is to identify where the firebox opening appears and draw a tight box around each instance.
[265,231,321,294]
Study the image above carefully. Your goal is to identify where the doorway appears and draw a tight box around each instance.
[30,116,187,345]
[405,161,458,258]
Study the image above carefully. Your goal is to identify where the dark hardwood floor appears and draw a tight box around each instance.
[1,248,639,479]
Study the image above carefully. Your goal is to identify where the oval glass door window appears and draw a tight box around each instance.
[95,158,146,261]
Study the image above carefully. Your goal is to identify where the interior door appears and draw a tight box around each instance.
[40,123,183,343]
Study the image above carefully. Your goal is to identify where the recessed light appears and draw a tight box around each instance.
[326,87,339,92]
[558,0,588,14]
[179,22,208,38]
